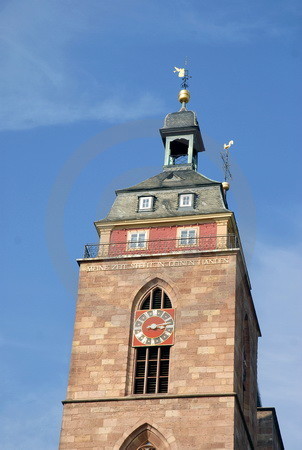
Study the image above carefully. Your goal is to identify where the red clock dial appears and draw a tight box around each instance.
[132,309,175,347]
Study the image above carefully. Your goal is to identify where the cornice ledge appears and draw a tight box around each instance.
[95,212,233,230]
[62,392,237,404]
[77,248,240,264]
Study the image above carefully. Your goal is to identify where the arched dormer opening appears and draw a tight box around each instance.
[170,137,190,165]
[163,135,197,170]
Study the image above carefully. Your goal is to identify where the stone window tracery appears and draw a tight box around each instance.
[133,287,172,395]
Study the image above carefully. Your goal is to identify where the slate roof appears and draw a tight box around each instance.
[160,109,205,153]
[95,170,229,224]
[117,170,220,193]
[162,110,198,128]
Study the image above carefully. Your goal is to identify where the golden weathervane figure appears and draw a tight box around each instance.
[173,60,191,109]
[173,67,186,78]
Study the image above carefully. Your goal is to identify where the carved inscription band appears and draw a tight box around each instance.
[85,257,229,272]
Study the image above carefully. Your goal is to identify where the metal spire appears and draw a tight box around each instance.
[173,58,192,89]
[221,140,234,182]
[173,59,192,109]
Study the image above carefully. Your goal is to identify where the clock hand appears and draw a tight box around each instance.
[158,322,171,327]
[146,323,159,330]
[146,322,171,330]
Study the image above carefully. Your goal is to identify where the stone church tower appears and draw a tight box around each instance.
[59,85,284,449]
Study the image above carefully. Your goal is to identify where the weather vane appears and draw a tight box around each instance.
[221,140,234,182]
[173,58,191,89]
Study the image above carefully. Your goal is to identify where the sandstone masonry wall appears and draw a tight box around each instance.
[60,250,257,448]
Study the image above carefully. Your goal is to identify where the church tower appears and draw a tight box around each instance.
[59,78,284,449]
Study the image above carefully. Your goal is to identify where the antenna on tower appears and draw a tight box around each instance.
[221,140,234,182]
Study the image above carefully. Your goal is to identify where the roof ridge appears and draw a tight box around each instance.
[116,170,221,193]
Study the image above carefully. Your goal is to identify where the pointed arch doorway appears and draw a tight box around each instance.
[137,442,156,450]
[119,423,171,450]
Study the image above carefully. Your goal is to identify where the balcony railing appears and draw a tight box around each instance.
[83,234,240,259]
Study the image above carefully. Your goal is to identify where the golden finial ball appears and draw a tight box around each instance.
[178,89,190,103]
[222,182,230,191]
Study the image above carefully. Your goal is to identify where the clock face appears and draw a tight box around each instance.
[132,308,175,347]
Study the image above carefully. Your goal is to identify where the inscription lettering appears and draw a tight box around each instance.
[86,257,229,272]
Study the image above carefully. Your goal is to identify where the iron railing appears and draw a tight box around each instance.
[83,234,240,259]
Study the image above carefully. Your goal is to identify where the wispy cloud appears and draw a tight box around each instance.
[0,0,166,131]
[0,91,165,131]
[0,0,297,131]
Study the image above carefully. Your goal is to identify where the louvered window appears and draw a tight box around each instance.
[134,346,170,394]
[133,287,172,395]
[140,287,172,310]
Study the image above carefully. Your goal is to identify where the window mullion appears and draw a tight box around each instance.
[133,349,138,393]
[143,348,149,394]
[155,347,160,394]
[150,288,154,309]
[160,288,164,309]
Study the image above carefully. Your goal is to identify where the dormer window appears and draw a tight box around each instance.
[139,196,154,211]
[179,193,194,208]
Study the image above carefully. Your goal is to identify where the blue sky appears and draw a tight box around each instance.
[1,0,301,448]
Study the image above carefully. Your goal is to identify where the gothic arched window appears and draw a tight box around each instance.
[119,422,171,450]
[133,287,174,395]
[138,442,156,450]
[140,287,172,310]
